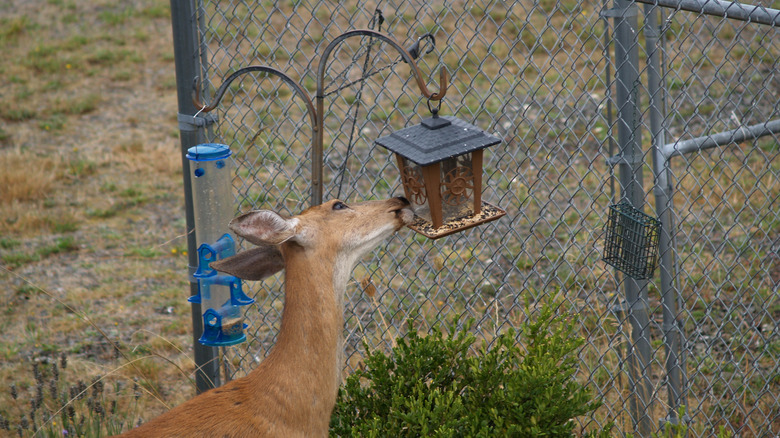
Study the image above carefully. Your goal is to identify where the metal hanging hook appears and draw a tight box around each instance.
[410,54,448,102]
[408,33,446,101]
[316,29,448,103]
[406,33,436,61]
[427,96,443,114]
[311,28,448,205]
[191,66,318,131]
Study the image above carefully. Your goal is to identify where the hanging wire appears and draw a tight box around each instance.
[321,32,436,100]
[602,1,617,204]
[335,8,385,200]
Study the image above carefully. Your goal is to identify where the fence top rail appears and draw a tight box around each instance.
[662,119,780,159]
[633,0,780,26]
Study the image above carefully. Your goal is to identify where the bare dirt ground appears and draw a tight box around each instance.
[1,0,198,426]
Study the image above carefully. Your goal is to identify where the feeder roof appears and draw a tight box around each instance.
[375,115,501,167]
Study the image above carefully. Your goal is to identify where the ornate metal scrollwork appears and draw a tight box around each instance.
[401,165,426,205]
[441,165,473,206]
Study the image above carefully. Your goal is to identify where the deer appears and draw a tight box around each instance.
[113,196,414,438]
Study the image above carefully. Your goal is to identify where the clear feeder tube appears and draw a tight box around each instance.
[186,143,253,346]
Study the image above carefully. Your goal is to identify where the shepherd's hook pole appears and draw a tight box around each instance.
[313,29,448,205]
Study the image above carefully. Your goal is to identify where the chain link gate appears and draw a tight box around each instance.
[171,0,780,435]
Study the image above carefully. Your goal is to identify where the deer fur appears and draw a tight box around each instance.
[114,197,413,438]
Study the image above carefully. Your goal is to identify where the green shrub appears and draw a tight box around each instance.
[330,303,611,437]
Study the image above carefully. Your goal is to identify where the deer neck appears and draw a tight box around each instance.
[253,244,354,405]
[279,248,347,351]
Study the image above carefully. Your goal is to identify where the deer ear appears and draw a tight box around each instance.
[228,210,297,246]
[209,245,284,281]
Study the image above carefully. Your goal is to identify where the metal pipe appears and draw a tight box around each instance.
[636,1,780,428]
[169,0,220,394]
[610,0,655,434]
[632,0,780,27]
[643,5,780,428]
[643,3,687,426]
[663,118,780,159]
[313,29,448,205]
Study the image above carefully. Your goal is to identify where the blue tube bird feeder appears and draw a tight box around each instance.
[186,143,254,346]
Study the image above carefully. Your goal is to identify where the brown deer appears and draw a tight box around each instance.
[114,197,413,437]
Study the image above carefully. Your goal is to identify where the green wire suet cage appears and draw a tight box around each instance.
[603,202,661,280]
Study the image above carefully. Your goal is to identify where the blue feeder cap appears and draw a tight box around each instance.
[186,143,232,162]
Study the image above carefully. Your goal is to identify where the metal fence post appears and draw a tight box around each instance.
[643,4,687,427]
[170,0,220,394]
[608,0,655,434]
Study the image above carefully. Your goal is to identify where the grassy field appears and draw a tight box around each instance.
[0,0,198,434]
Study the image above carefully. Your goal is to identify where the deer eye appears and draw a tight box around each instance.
[332,201,349,211]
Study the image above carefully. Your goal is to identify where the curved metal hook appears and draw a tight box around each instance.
[310,28,447,205]
[191,66,318,131]
[316,29,448,102]
[406,33,436,61]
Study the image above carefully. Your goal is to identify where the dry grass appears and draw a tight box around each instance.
[0,0,194,433]
[0,149,62,204]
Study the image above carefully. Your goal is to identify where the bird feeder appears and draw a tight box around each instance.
[186,143,254,346]
[602,201,661,280]
[375,106,506,239]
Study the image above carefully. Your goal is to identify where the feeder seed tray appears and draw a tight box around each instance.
[408,201,506,239]
[603,202,660,280]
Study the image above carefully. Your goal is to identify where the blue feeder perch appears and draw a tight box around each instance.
[187,144,254,346]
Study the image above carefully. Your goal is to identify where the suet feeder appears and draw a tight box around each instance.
[375,106,506,239]
[602,201,661,280]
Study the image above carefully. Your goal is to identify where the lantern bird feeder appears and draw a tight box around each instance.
[375,106,506,239]
[187,143,254,346]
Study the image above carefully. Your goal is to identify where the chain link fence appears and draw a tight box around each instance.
[175,0,780,435]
